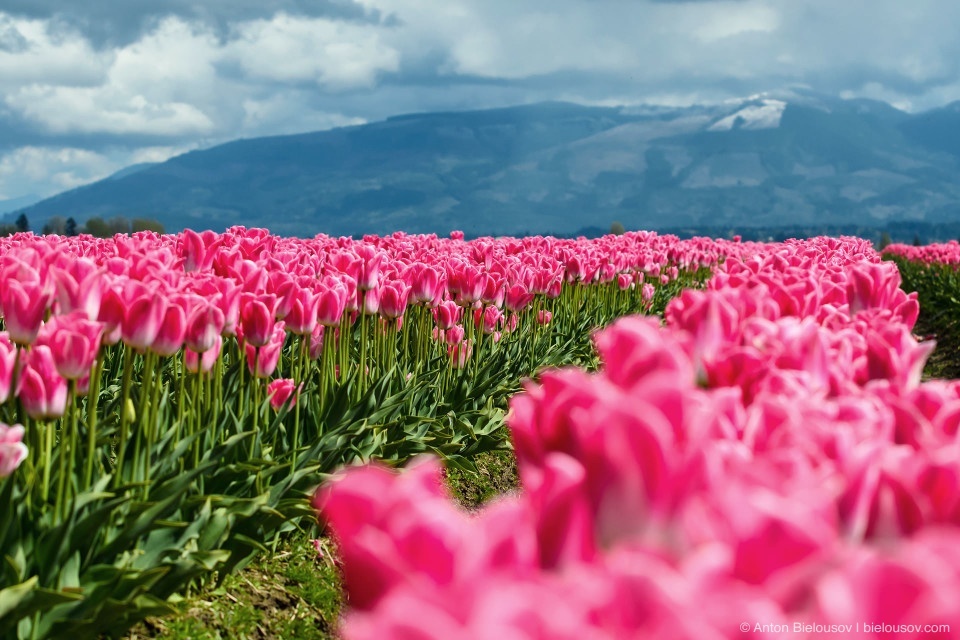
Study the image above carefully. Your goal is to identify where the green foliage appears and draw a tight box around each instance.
[82,216,166,238]
[0,263,713,639]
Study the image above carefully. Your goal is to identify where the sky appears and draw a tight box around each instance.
[2,0,960,204]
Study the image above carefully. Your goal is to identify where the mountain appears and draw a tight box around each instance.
[14,92,960,237]
[0,194,41,217]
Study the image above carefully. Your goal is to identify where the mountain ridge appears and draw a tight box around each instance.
[12,94,960,238]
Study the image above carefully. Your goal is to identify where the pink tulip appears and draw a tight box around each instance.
[355,245,384,290]
[239,295,276,347]
[474,306,502,335]
[0,279,51,345]
[51,259,104,320]
[284,287,320,335]
[35,311,103,380]
[362,287,381,316]
[0,423,28,477]
[245,322,286,378]
[433,301,461,330]
[151,302,188,357]
[184,335,222,374]
[309,324,325,360]
[121,286,167,352]
[379,281,410,320]
[406,264,443,306]
[0,334,16,404]
[317,279,348,327]
[448,340,472,368]
[536,310,552,325]
[504,284,535,313]
[185,303,225,353]
[267,378,300,410]
[16,345,68,419]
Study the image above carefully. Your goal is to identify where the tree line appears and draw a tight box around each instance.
[0,213,165,237]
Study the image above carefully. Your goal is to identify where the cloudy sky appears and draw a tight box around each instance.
[2,0,960,204]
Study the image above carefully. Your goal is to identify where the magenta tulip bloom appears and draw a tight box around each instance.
[284,287,320,336]
[16,345,68,420]
[267,378,300,411]
[0,334,16,404]
[317,280,348,327]
[51,260,104,321]
[239,295,276,347]
[185,303,225,353]
[0,423,28,477]
[379,281,410,320]
[504,284,534,313]
[433,300,460,330]
[184,335,222,374]
[448,340,472,368]
[36,311,104,380]
[151,303,188,357]
[245,323,286,378]
[0,279,51,345]
[121,288,167,352]
[407,264,442,306]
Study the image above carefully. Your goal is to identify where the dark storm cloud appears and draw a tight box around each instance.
[0,0,382,46]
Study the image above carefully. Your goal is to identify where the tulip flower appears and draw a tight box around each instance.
[185,335,222,374]
[378,281,409,320]
[239,295,276,347]
[317,279,348,327]
[245,323,286,378]
[433,300,461,330]
[267,378,300,410]
[17,345,69,420]
[185,302,225,353]
[0,423,28,477]
[0,334,16,404]
[0,278,51,345]
[121,286,167,352]
[35,311,104,380]
[151,302,188,357]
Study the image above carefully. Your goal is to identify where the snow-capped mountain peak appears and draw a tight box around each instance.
[708,99,787,131]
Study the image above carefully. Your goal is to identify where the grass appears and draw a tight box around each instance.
[124,449,520,640]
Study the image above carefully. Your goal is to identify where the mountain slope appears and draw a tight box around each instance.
[14,95,960,237]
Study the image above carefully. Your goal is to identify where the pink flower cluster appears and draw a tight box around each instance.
[0,227,728,423]
[316,236,960,638]
[883,240,960,266]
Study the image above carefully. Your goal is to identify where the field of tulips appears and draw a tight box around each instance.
[316,236,960,638]
[0,227,719,639]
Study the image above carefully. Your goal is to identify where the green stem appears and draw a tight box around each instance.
[114,347,135,488]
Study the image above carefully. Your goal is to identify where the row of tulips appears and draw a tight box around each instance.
[0,227,721,639]
[315,236,960,638]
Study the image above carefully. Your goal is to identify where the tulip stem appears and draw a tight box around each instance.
[114,347,134,488]
[85,353,103,489]
[41,421,52,508]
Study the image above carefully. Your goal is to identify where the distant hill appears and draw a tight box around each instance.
[13,92,960,238]
[0,194,41,216]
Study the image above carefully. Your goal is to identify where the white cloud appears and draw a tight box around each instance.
[128,145,196,164]
[8,85,216,135]
[225,13,400,89]
[0,146,117,199]
[0,13,110,89]
[240,94,366,136]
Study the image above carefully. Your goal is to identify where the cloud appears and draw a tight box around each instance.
[0,146,118,199]
[224,13,399,89]
[0,0,382,46]
[0,14,110,89]
[4,0,960,202]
